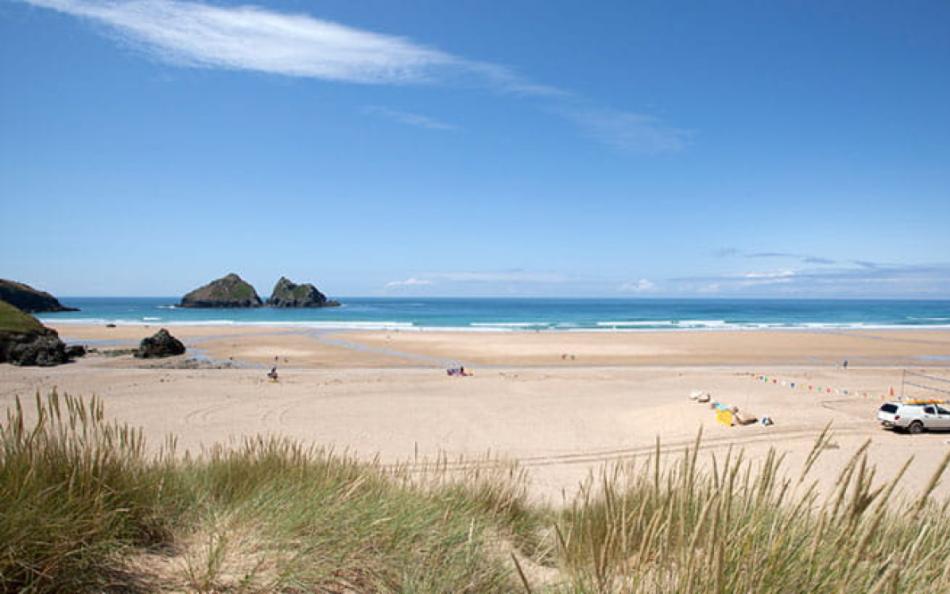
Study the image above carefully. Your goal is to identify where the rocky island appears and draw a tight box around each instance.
[0,300,83,366]
[267,276,341,308]
[0,279,78,313]
[179,273,263,308]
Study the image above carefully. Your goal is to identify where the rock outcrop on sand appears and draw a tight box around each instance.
[179,273,262,308]
[266,277,341,308]
[0,300,80,366]
[0,279,78,313]
[135,328,186,359]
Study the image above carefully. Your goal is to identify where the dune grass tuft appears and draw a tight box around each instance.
[2,392,949,592]
[551,428,950,593]
[0,392,535,593]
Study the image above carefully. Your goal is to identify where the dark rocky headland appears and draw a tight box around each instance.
[0,279,78,313]
[0,300,83,366]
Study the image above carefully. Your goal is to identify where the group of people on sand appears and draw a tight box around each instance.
[267,355,280,381]
[268,358,472,381]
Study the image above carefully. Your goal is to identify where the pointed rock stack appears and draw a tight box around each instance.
[179,273,263,308]
[267,277,340,308]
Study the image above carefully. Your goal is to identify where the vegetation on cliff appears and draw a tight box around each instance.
[0,279,77,313]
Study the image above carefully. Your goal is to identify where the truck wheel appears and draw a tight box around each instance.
[908,421,924,435]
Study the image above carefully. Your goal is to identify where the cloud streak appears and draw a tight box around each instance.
[382,270,571,294]
[721,249,839,266]
[379,264,950,297]
[673,262,950,297]
[431,271,568,284]
[362,106,458,131]
[24,0,688,152]
[563,108,692,154]
[619,278,656,293]
[24,0,557,92]
[385,277,434,289]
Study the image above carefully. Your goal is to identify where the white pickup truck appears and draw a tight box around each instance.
[878,402,950,434]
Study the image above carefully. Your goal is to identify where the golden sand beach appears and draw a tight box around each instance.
[1,324,948,501]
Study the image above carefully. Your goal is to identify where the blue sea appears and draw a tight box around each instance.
[35,297,950,331]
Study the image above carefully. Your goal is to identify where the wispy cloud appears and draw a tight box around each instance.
[23,0,558,92]
[745,251,799,259]
[362,106,458,131]
[736,270,796,287]
[562,108,692,154]
[713,247,741,258]
[619,278,656,293]
[433,270,568,284]
[673,262,950,297]
[385,277,434,289]
[23,0,688,152]
[742,270,795,279]
[381,270,570,294]
[380,263,950,297]
[723,250,839,266]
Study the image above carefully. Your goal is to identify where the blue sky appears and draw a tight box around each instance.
[2,0,949,298]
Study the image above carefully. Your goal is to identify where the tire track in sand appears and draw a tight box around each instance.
[182,400,234,427]
[390,423,868,471]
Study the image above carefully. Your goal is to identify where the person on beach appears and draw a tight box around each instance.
[267,366,279,382]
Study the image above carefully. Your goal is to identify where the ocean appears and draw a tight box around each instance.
[35,297,950,331]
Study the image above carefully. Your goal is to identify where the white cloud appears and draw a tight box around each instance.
[24,0,548,90]
[562,108,692,153]
[385,277,434,288]
[23,0,688,151]
[742,270,795,279]
[619,278,656,293]
[362,106,457,131]
[383,270,567,291]
[434,271,567,283]
[672,261,950,297]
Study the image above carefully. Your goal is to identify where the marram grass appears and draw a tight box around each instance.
[552,429,950,593]
[1,392,949,593]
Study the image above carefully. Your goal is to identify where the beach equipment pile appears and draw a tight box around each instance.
[688,389,711,403]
